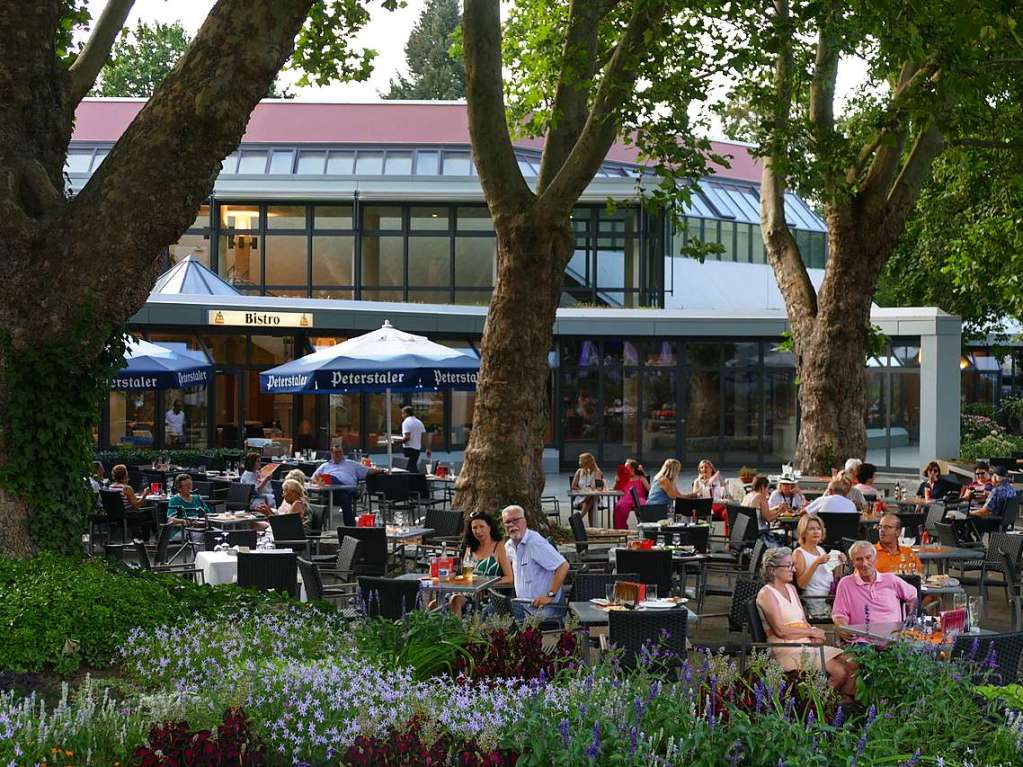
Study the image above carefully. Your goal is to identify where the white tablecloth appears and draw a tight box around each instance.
[195,548,304,598]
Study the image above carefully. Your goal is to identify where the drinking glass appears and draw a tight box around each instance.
[967,596,983,630]
[644,585,658,601]
[953,592,968,613]
[673,533,682,547]
[605,583,618,605]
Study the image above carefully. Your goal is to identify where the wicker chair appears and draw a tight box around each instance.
[236,551,298,598]
[567,513,614,570]
[571,572,640,602]
[614,549,674,597]
[951,631,1023,684]
[357,576,423,620]
[638,504,669,524]
[602,608,688,669]
[297,557,359,614]
[268,513,314,557]
[131,539,204,584]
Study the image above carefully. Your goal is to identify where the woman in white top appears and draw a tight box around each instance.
[239,452,276,512]
[692,459,724,500]
[792,514,845,597]
[741,475,777,532]
[276,478,308,527]
[570,452,603,525]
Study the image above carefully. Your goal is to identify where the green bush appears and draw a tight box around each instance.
[963,402,996,419]
[94,447,247,470]
[960,432,1023,461]
[0,553,291,674]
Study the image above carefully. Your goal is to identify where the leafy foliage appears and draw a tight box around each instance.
[383,0,465,100]
[0,553,285,673]
[94,447,248,470]
[351,610,471,681]
[344,716,519,767]
[133,708,266,767]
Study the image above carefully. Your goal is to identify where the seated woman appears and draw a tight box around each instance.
[570,453,604,525]
[917,460,956,501]
[450,511,513,616]
[275,478,307,527]
[742,475,782,544]
[107,463,151,538]
[646,459,693,506]
[240,451,276,513]
[692,459,724,500]
[961,463,993,501]
[756,546,856,698]
[167,474,210,548]
[793,514,844,598]
[613,459,649,529]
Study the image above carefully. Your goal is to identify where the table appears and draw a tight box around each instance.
[386,525,434,542]
[608,548,708,603]
[208,512,260,529]
[305,483,358,526]
[569,490,624,528]
[569,601,698,644]
[839,621,993,647]
[912,545,980,574]
[397,571,499,596]
[194,548,305,598]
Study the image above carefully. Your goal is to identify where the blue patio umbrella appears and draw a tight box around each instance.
[260,320,479,466]
[113,339,211,391]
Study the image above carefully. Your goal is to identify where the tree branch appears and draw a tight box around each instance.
[949,137,1023,151]
[808,21,838,136]
[761,0,817,328]
[536,0,667,214]
[68,0,136,104]
[462,0,534,214]
[884,122,944,232]
[536,0,608,194]
[66,0,315,305]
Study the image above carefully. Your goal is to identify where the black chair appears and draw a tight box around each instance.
[486,587,514,617]
[390,456,410,471]
[366,473,419,524]
[572,572,640,602]
[270,480,284,508]
[131,539,204,584]
[203,529,257,550]
[675,497,713,523]
[744,598,828,672]
[567,512,615,570]
[328,535,363,583]
[638,503,669,524]
[951,631,1023,684]
[236,551,298,597]
[358,576,423,619]
[306,502,327,538]
[818,512,861,549]
[297,557,359,612]
[225,482,254,512]
[895,512,927,537]
[422,507,463,544]
[924,503,947,533]
[98,488,151,543]
[268,513,313,557]
[338,526,392,576]
[604,609,688,669]
[959,532,1023,609]
[1001,496,1020,532]
[999,548,1023,630]
[642,525,710,553]
[192,480,215,498]
[614,549,674,597]
[408,472,445,513]
[541,496,562,524]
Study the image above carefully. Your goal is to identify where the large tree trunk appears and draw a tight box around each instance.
[0,0,314,557]
[454,211,572,529]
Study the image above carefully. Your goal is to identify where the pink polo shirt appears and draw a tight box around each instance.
[831,570,917,625]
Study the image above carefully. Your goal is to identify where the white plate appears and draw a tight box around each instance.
[925,576,960,588]
[590,598,610,606]
[640,598,686,609]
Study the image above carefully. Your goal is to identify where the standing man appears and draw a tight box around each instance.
[165,399,185,446]
[401,405,426,472]
[502,504,569,623]
[312,443,381,526]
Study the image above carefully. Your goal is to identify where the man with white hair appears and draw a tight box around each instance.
[841,459,868,513]
[832,540,917,627]
[502,504,569,622]
[805,479,858,514]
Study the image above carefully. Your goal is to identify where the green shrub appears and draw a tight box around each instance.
[0,553,290,674]
[963,402,996,419]
[94,447,247,470]
[960,432,1023,461]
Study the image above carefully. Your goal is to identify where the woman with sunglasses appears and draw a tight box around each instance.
[449,510,513,616]
[961,463,993,501]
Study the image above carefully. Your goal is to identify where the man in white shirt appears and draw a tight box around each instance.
[164,400,185,445]
[400,406,426,472]
[805,479,859,514]
[841,458,868,512]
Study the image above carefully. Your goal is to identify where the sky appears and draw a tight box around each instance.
[81,0,870,141]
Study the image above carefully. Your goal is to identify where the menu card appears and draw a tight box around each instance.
[940,608,966,634]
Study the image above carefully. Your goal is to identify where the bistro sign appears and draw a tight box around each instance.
[209,310,313,328]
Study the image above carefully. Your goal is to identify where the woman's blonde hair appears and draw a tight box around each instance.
[281,478,306,500]
[761,546,793,581]
[653,459,682,484]
[697,459,716,475]
[796,514,826,547]
[285,469,307,484]
[578,452,598,473]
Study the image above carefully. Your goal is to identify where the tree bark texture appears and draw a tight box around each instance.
[454,213,572,523]
[0,0,313,556]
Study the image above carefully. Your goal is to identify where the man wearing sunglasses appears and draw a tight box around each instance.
[961,464,993,501]
[502,505,569,622]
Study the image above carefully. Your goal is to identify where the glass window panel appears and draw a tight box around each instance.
[517,158,537,177]
[688,343,720,368]
[312,288,354,299]
[603,366,640,464]
[893,344,921,368]
[642,370,678,465]
[752,229,766,263]
[383,151,412,175]
[720,221,736,261]
[219,204,259,230]
[723,369,760,465]
[328,393,361,452]
[189,204,211,231]
[407,289,451,304]
[266,288,307,297]
[561,339,600,368]
[404,393,444,446]
[91,150,109,170]
[354,151,384,175]
[645,340,678,367]
[325,152,355,174]
[314,205,352,229]
[250,335,295,365]
[217,234,261,288]
[454,237,496,288]
[312,235,354,285]
[864,369,886,432]
[596,236,639,291]
[561,368,599,459]
[735,223,751,263]
[891,370,920,448]
[267,205,306,230]
[410,206,449,231]
[65,150,93,173]
[201,335,246,365]
[763,370,797,464]
[237,151,267,174]
[764,344,796,368]
[408,237,450,287]
[362,205,403,231]
[453,289,492,306]
[163,388,207,449]
[361,289,404,302]
[686,370,720,458]
[366,393,404,448]
[722,342,760,367]
[457,207,494,232]
[268,150,294,174]
[452,391,475,448]
[442,151,471,175]
[361,235,403,286]
[169,233,211,268]
[264,235,307,285]
[416,150,440,175]
[109,391,156,447]
[296,151,326,174]
[212,372,240,447]
[245,371,293,439]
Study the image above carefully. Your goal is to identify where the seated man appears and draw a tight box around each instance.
[873,513,923,574]
[311,443,381,526]
[832,540,917,629]
[805,479,858,515]
[960,463,993,501]
[768,475,806,515]
[502,504,569,623]
[980,466,1017,518]
[841,459,868,513]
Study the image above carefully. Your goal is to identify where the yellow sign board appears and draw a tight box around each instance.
[208,310,313,328]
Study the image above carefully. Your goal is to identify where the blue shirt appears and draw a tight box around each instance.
[986,482,1017,516]
[505,529,567,601]
[311,458,369,488]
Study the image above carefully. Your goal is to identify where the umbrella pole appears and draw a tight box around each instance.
[386,387,393,469]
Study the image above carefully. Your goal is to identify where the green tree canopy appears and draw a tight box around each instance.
[93,19,293,98]
[384,0,465,99]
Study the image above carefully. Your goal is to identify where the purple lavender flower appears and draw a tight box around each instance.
[586,720,601,760]
[559,717,571,747]
[705,695,716,732]
[629,725,639,756]
[806,708,815,728]
[648,680,662,701]
[727,740,744,767]
[968,636,980,660]
[983,642,999,672]
[833,705,845,727]
[901,749,921,767]
[754,680,767,714]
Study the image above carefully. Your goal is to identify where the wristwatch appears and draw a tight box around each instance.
[546,590,556,599]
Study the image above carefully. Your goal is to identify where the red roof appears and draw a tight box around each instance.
[72,98,761,182]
